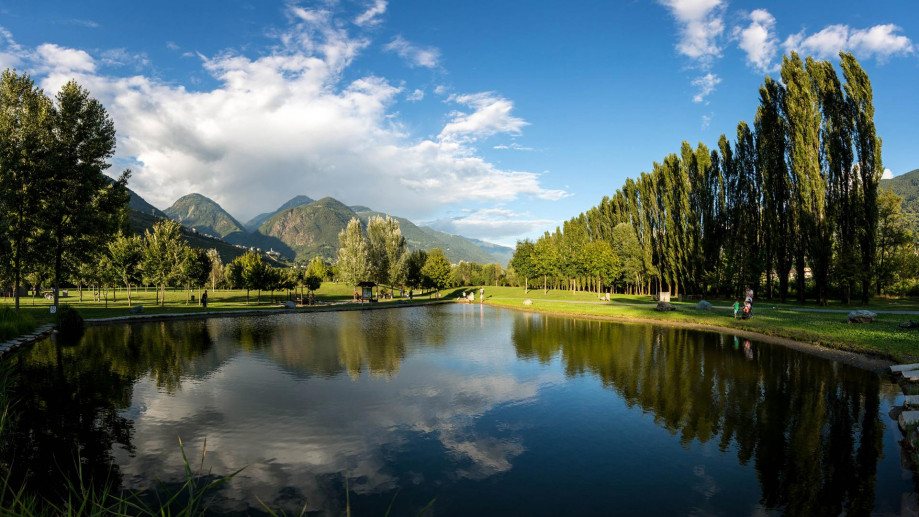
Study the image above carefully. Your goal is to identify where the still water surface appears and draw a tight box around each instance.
[4,305,914,515]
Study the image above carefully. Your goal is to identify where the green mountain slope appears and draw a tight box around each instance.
[353,208,511,265]
[880,168,919,232]
[245,195,315,231]
[164,193,248,241]
[256,197,357,262]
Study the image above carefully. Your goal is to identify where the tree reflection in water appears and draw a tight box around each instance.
[1,320,215,506]
[0,309,894,515]
[511,314,883,515]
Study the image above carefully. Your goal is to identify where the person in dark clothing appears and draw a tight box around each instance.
[201,290,208,309]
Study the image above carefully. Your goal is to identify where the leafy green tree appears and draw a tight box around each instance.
[421,248,452,297]
[0,69,53,311]
[306,256,327,281]
[611,223,642,293]
[336,217,370,287]
[510,240,536,292]
[532,235,558,294]
[366,215,406,286]
[875,188,912,294]
[180,247,212,304]
[45,80,129,308]
[143,219,186,306]
[397,249,427,295]
[229,251,271,304]
[207,249,224,290]
[106,234,143,305]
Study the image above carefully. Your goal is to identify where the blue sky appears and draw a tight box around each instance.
[1,0,916,246]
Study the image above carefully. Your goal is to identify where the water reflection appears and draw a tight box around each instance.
[0,307,906,515]
[512,314,885,515]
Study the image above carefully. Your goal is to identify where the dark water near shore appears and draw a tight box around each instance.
[2,304,914,515]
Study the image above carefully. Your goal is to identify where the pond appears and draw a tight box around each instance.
[1,304,914,515]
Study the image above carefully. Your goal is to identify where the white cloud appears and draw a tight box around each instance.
[735,9,778,73]
[691,72,721,103]
[100,48,150,69]
[166,41,180,51]
[882,168,893,180]
[439,92,529,143]
[65,18,100,29]
[784,23,914,62]
[33,43,96,74]
[13,7,562,222]
[406,88,424,101]
[493,143,533,151]
[0,25,24,70]
[383,35,440,68]
[701,113,712,129]
[425,208,558,241]
[660,0,725,66]
[434,84,449,96]
[354,0,387,27]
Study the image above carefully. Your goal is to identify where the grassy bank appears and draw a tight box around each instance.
[0,283,458,328]
[480,286,919,361]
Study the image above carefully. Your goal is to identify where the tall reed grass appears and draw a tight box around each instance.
[0,307,35,342]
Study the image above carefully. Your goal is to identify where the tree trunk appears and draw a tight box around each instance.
[126,281,132,306]
[53,235,62,307]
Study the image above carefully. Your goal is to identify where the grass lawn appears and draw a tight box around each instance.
[480,286,919,362]
[0,283,460,328]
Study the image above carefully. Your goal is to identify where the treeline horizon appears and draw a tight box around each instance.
[512,51,895,305]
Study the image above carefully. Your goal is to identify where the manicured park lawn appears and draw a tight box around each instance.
[481,285,919,362]
[0,283,460,327]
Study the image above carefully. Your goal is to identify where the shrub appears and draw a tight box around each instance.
[55,305,84,335]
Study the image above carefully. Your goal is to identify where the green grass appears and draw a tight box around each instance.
[0,283,457,328]
[0,307,36,341]
[481,286,919,361]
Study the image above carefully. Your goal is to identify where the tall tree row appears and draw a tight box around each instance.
[510,52,885,304]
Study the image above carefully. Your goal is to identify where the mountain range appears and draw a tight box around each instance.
[125,189,514,266]
[880,168,919,233]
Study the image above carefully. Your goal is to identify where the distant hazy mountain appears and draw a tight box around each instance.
[245,195,315,231]
[127,187,167,218]
[256,197,357,262]
[164,193,248,242]
[466,237,515,266]
[880,168,919,232]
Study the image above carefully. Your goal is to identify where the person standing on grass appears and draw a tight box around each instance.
[733,299,740,318]
[479,287,484,302]
[201,290,208,310]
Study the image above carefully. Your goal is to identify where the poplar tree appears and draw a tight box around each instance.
[782,52,824,303]
[755,77,790,301]
[841,52,882,302]
[336,217,370,287]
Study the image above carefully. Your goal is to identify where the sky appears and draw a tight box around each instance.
[0,0,916,246]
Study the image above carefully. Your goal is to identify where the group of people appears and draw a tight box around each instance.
[732,286,754,319]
